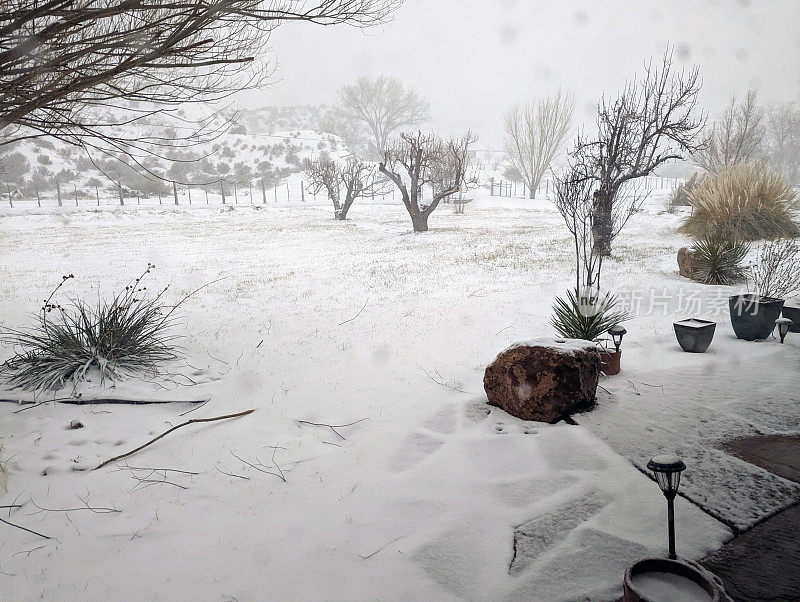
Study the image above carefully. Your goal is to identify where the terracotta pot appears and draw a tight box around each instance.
[599,349,621,375]
[623,557,730,602]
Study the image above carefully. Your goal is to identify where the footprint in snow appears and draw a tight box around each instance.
[389,432,445,472]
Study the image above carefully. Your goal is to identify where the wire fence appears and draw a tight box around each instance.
[2,174,686,209]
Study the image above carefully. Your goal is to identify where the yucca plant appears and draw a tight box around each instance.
[679,162,799,241]
[691,237,750,285]
[0,265,187,392]
[550,288,630,342]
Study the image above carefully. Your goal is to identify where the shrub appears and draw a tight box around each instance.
[667,172,703,212]
[691,237,750,285]
[679,163,799,241]
[550,288,629,342]
[0,266,184,392]
[749,238,800,299]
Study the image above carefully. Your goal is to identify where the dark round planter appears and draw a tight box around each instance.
[623,557,728,601]
[782,298,800,333]
[729,294,784,341]
[599,349,621,375]
[673,319,716,353]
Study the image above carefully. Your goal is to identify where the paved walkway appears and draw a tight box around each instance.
[701,502,800,602]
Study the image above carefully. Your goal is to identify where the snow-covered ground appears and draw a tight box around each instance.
[0,188,797,600]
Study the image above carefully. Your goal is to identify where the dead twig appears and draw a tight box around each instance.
[422,367,467,393]
[12,545,47,557]
[0,516,52,540]
[94,409,255,470]
[7,398,208,410]
[298,418,368,440]
[230,448,286,482]
[338,299,368,326]
[29,497,119,514]
[215,466,250,480]
[359,535,406,560]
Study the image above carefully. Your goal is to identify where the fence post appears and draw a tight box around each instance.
[56,179,62,206]
[234,184,238,204]
[188,185,192,205]
[37,186,42,208]
[6,183,12,208]
[204,185,209,204]
[301,182,305,203]
[118,182,124,205]
[173,181,179,205]
[261,178,266,204]
[95,186,100,206]
[74,184,78,206]
[221,181,226,204]
[286,181,290,202]
[490,177,494,196]
[249,182,253,204]
[273,185,277,203]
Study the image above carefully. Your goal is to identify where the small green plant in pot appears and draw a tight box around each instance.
[551,288,630,374]
[0,265,188,392]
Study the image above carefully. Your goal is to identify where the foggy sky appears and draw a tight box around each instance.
[240,0,800,148]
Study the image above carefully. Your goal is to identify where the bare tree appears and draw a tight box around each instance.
[504,90,574,199]
[553,168,600,291]
[763,102,800,185]
[0,1,401,180]
[303,157,380,219]
[693,90,765,174]
[572,49,704,256]
[379,131,476,232]
[336,76,430,159]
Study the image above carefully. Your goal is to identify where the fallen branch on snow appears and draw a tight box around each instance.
[94,408,255,470]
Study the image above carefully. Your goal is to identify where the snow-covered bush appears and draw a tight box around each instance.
[550,289,629,342]
[749,238,800,299]
[690,237,749,285]
[680,163,799,241]
[0,266,183,392]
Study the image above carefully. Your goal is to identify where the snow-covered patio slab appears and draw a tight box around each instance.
[578,339,800,533]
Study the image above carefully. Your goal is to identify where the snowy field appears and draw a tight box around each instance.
[1,189,797,600]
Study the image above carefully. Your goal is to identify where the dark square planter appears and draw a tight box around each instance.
[782,298,800,333]
[729,294,785,341]
[674,318,716,353]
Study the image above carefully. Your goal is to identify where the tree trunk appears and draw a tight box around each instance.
[337,196,355,220]
[592,189,613,257]
[411,213,429,232]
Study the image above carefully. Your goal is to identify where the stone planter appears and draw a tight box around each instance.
[782,297,800,333]
[599,349,621,375]
[729,294,785,341]
[673,319,716,353]
[623,557,730,602]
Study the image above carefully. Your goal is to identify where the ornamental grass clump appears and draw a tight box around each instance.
[691,237,750,285]
[0,265,185,392]
[550,288,630,342]
[679,163,799,241]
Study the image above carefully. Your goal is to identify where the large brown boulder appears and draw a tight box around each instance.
[483,339,601,423]
[678,247,697,279]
